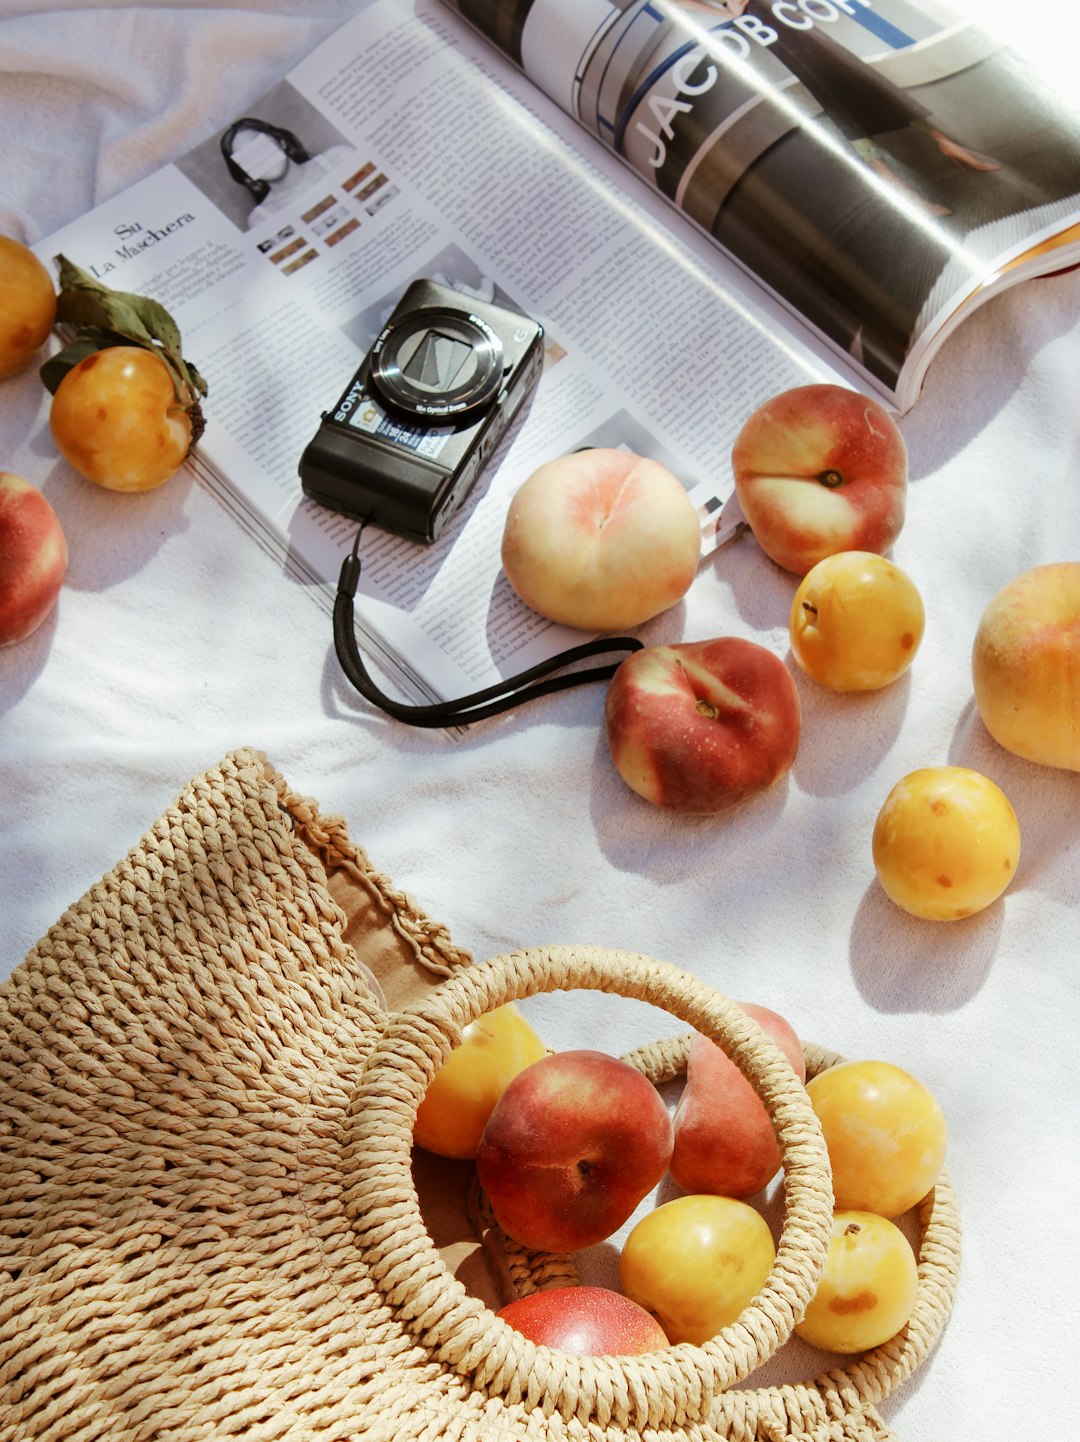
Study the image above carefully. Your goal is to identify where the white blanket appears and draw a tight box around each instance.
[1,4,1078,1439]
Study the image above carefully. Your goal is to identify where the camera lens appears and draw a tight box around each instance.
[370,306,505,419]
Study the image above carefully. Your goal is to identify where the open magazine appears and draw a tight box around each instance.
[35,0,1080,715]
[447,0,1080,404]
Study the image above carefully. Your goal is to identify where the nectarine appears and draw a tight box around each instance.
[497,1285,669,1354]
[475,1049,673,1253]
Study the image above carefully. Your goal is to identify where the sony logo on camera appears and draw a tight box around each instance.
[334,378,366,424]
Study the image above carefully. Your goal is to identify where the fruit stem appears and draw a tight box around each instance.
[817,469,844,488]
[183,395,206,449]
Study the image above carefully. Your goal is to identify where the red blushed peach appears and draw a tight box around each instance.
[972,562,1080,771]
[670,1003,805,1199]
[604,638,802,813]
[475,1049,673,1253]
[501,448,701,631]
[731,384,907,576]
[0,472,68,646]
[497,1286,669,1355]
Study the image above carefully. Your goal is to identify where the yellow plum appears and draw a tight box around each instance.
[872,765,1020,921]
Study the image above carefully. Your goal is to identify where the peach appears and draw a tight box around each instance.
[0,236,56,379]
[604,637,801,812]
[497,1285,669,1355]
[670,1002,805,1199]
[731,383,907,576]
[500,448,701,630]
[972,562,1080,771]
[475,1049,673,1253]
[0,472,68,646]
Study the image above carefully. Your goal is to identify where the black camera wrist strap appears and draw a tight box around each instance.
[333,526,643,728]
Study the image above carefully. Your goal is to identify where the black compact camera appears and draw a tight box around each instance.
[299,278,545,543]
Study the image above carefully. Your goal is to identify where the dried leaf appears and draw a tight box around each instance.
[51,254,208,406]
[39,328,126,395]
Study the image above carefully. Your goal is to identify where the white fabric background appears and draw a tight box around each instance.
[1,3,1078,1438]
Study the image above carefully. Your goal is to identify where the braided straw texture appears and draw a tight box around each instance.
[0,749,960,1442]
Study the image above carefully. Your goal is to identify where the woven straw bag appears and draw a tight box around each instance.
[0,749,960,1442]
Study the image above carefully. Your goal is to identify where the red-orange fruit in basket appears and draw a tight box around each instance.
[476,1049,673,1253]
[497,1284,669,1355]
[670,1002,805,1199]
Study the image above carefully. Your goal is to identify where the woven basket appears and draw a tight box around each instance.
[0,749,960,1442]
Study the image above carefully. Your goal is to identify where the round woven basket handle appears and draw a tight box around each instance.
[342,945,834,1432]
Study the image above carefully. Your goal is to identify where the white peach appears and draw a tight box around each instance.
[501,448,701,631]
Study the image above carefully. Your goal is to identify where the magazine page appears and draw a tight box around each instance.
[442,0,1080,408]
[36,0,861,712]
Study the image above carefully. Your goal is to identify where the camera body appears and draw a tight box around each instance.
[299,278,544,543]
